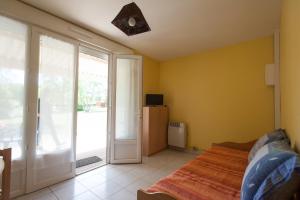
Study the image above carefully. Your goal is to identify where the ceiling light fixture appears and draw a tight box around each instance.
[128,17,136,27]
[112,2,151,36]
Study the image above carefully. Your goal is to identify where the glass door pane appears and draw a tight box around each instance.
[0,15,28,195]
[115,58,139,140]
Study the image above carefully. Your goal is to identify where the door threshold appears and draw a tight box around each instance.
[76,161,107,175]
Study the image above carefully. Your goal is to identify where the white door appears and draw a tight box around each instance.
[0,15,28,197]
[110,55,142,164]
[26,27,78,192]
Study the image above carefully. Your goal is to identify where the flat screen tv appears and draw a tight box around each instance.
[146,94,163,106]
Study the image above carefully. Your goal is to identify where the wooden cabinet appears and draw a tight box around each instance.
[142,106,168,156]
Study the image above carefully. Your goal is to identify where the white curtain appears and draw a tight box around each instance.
[115,58,138,140]
[34,35,75,168]
[0,15,28,161]
[0,15,28,196]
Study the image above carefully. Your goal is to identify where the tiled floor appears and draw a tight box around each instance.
[15,149,196,200]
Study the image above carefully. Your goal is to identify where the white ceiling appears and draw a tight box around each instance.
[20,0,281,61]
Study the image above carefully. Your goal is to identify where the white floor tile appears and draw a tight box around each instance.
[50,179,77,191]
[106,189,135,200]
[90,180,122,199]
[96,166,123,181]
[75,167,104,182]
[141,169,170,184]
[125,179,152,194]
[51,180,87,200]
[71,191,102,200]
[78,174,106,189]
[14,188,57,200]
[109,164,137,173]
[110,171,140,187]
[130,165,158,178]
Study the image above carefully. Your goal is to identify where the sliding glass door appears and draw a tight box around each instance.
[0,15,28,196]
[26,28,78,192]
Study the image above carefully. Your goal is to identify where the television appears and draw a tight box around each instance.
[146,94,163,106]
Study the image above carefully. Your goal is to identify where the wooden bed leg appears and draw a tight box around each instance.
[137,189,177,200]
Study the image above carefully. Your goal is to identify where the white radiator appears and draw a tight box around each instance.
[168,122,187,149]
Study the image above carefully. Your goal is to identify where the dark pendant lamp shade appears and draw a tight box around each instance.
[112,2,151,36]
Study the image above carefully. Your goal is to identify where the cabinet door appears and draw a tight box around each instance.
[148,108,160,155]
[148,107,168,155]
[158,107,168,150]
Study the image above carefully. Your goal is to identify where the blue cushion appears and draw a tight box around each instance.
[241,140,300,200]
[248,129,289,162]
[254,162,300,199]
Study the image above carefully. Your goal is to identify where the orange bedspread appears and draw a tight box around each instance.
[147,146,249,200]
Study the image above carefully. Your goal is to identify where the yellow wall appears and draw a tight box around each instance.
[159,37,275,150]
[280,0,300,150]
[142,54,160,96]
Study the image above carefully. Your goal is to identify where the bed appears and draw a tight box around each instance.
[138,144,249,200]
[138,140,300,200]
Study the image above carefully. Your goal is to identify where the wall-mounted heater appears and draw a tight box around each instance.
[168,122,187,150]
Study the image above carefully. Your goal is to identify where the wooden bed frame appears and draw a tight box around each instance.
[137,141,300,200]
[0,148,11,200]
[137,189,300,200]
[137,190,176,200]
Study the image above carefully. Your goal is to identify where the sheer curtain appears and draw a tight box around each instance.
[115,58,138,140]
[34,35,75,170]
[0,15,28,161]
[0,15,28,196]
[36,36,75,155]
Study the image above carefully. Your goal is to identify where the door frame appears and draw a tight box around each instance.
[110,54,143,164]
[26,26,80,192]
[75,44,112,165]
